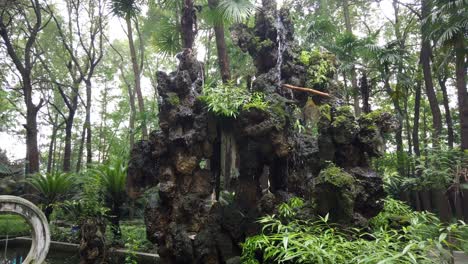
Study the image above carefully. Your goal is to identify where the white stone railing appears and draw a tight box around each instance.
[0,195,50,264]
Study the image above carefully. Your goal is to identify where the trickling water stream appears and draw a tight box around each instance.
[275,10,293,99]
[275,13,285,87]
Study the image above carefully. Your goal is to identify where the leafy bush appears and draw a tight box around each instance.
[200,81,267,117]
[91,157,128,240]
[50,224,80,243]
[241,197,467,264]
[26,172,74,220]
[416,148,466,189]
[0,214,30,238]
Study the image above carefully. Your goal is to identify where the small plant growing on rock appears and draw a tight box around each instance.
[200,81,268,117]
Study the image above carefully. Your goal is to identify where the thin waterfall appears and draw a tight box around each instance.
[275,10,293,98]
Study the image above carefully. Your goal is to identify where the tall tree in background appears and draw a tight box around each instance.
[181,0,196,49]
[433,48,455,148]
[420,0,442,145]
[430,0,467,150]
[47,0,106,171]
[341,0,360,116]
[111,0,148,139]
[206,0,254,82]
[208,0,231,82]
[0,0,49,174]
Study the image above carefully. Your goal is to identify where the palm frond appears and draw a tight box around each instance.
[218,0,255,23]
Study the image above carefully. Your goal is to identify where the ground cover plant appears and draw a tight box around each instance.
[0,215,30,238]
[241,197,467,264]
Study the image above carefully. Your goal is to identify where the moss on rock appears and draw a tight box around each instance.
[317,163,355,188]
[167,92,181,106]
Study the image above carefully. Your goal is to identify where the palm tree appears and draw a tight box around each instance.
[92,157,128,240]
[206,0,254,82]
[429,0,468,150]
[27,172,74,221]
[110,0,148,139]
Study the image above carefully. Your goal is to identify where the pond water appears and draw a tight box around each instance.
[1,245,79,264]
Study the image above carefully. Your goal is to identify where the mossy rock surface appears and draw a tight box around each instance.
[316,163,355,188]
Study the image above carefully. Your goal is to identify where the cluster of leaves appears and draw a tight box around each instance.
[299,49,336,88]
[123,224,147,264]
[316,163,355,188]
[200,81,268,117]
[380,148,467,195]
[49,224,80,244]
[0,214,30,238]
[241,197,467,264]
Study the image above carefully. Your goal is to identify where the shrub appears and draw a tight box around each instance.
[200,81,268,117]
[0,215,30,238]
[26,172,74,221]
[241,197,467,264]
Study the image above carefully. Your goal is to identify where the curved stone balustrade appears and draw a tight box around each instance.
[0,195,50,264]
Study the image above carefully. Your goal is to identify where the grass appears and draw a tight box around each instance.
[0,214,31,238]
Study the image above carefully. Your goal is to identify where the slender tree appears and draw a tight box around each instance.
[0,0,49,174]
[341,0,360,116]
[111,0,148,139]
[430,0,467,150]
[420,0,443,145]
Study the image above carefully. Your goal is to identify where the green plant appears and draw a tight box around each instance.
[316,163,355,188]
[49,224,80,243]
[124,227,143,264]
[416,148,465,189]
[200,81,268,117]
[0,214,30,238]
[241,197,467,264]
[26,172,74,221]
[90,156,128,240]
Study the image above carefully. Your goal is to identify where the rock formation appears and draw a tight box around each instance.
[127,0,397,262]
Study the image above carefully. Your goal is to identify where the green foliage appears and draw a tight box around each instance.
[299,50,336,88]
[0,215,30,238]
[415,148,465,188]
[278,197,304,218]
[26,172,74,215]
[121,224,153,251]
[50,224,80,244]
[317,163,355,188]
[110,0,142,18]
[92,156,128,208]
[218,0,255,23]
[242,197,467,264]
[200,81,268,117]
[60,171,109,224]
[243,92,268,111]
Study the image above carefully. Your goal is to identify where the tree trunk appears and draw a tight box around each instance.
[76,124,86,172]
[208,0,231,83]
[342,0,360,116]
[63,116,75,172]
[413,80,422,158]
[85,79,92,164]
[420,0,442,145]
[437,76,455,148]
[181,0,196,49]
[359,72,371,114]
[25,99,40,174]
[384,73,405,176]
[128,84,137,150]
[125,14,147,139]
[454,33,468,151]
[47,116,59,174]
